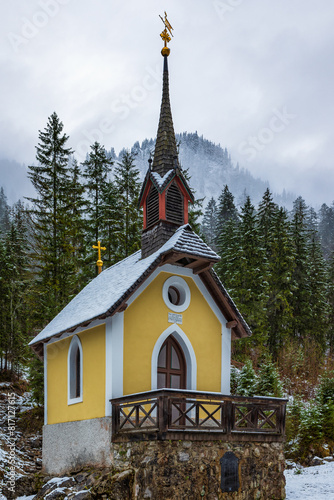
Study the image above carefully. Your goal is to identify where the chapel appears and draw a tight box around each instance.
[29,17,286,498]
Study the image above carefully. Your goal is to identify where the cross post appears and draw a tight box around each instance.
[92,241,106,274]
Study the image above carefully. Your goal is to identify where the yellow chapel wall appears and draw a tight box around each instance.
[123,271,222,395]
[46,324,106,425]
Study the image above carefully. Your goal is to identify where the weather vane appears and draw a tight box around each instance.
[92,240,106,274]
[159,11,173,56]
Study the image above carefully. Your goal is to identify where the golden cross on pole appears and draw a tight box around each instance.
[159,11,174,56]
[92,241,106,274]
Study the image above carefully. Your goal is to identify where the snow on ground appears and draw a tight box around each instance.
[285,460,334,499]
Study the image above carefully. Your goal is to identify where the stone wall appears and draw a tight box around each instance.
[112,440,286,500]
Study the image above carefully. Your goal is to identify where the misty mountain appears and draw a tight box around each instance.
[0,158,34,205]
[116,132,296,208]
[0,132,295,208]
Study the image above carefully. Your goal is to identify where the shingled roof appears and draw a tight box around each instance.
[29,225,251,356]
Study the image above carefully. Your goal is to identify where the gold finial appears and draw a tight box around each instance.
[159,11,173,56]
[92,241,106,274]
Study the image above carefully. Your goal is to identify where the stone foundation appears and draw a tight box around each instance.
[112,440,286,499]
[42,417,112,474]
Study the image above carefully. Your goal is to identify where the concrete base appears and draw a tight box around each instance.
[42,417,112,474]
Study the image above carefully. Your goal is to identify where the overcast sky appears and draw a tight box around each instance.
[1,0,334,206]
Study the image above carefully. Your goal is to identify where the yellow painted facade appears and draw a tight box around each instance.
[123,271,222,395]
[46,272,222,425]
[46,324,106,424]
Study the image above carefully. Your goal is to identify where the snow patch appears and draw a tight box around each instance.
[285,461,334,499]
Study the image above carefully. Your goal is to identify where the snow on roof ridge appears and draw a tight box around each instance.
[151,169,174,189]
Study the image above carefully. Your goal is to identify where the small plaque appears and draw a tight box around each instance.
[220,451,240,493]
[168,312,182,324]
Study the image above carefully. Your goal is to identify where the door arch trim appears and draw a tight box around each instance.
[151,324,197,391]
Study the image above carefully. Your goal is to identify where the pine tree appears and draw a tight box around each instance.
[215,186,239,288]
[0,201,30,375]
[257,188,278,251]
[307,231,328,350]
[64,158,87,294]
[0,237,8,370]
[266,207,295,356]
[327,252,334,353]
[237,360,257,396]
[202,197,218,248]
[290,197,312,342]
[216,185,238,234]
[257,191,295,357]
[82,141,113,246]
[114,150,142,259]
[255,355,283,397]
[27,112,74,320]
[215,216,240,288]
[0,187,10,235]
[318,203,334,259]
[99,180,119,268]
[230,196,269,349]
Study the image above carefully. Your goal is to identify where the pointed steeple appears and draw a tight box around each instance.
[152,56,179,176]
[139,14,194,259]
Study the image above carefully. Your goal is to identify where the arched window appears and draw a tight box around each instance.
[166,183,183,225]
[68,335,83,404]
[157,335,186,389]
[146,184,160,228]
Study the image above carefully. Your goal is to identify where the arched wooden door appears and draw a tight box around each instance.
[157,335,186,389]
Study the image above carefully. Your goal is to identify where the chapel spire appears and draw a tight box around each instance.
[138,13,194,258]
[152,13,178,176]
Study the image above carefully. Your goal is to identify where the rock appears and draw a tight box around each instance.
[72,492,93,500]
[178,452,189,462]
[30,437,43,448]
[44,490,67,500]
[90,468,134,499]
[310,457,324,466]
[75,472,89,483]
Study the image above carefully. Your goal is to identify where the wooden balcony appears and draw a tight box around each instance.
[110,389,287,443]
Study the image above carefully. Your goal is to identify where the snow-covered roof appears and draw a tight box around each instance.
[151,169,174,189]
[29,225,220,347]
[138,167,194,207]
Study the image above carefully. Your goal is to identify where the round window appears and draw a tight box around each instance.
[168,285,182,305]
[163,276,191,312]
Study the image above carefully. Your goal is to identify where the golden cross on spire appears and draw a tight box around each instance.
[92,241,106,274]
[159,11,173,56]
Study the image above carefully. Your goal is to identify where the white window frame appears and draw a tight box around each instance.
[162,276,191,313]
[67,335,83,405]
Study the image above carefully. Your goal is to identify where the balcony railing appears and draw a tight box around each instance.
[110,389,287,443]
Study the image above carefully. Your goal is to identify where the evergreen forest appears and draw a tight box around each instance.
[1,112,334,462]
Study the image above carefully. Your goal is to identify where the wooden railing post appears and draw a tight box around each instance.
[158,393,168,435]
[277,403,286,434]
[251,406,258,429]
[112,403,120,436]
[224,400,233,434]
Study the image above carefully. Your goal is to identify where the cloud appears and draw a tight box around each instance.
[0,0,333,205]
